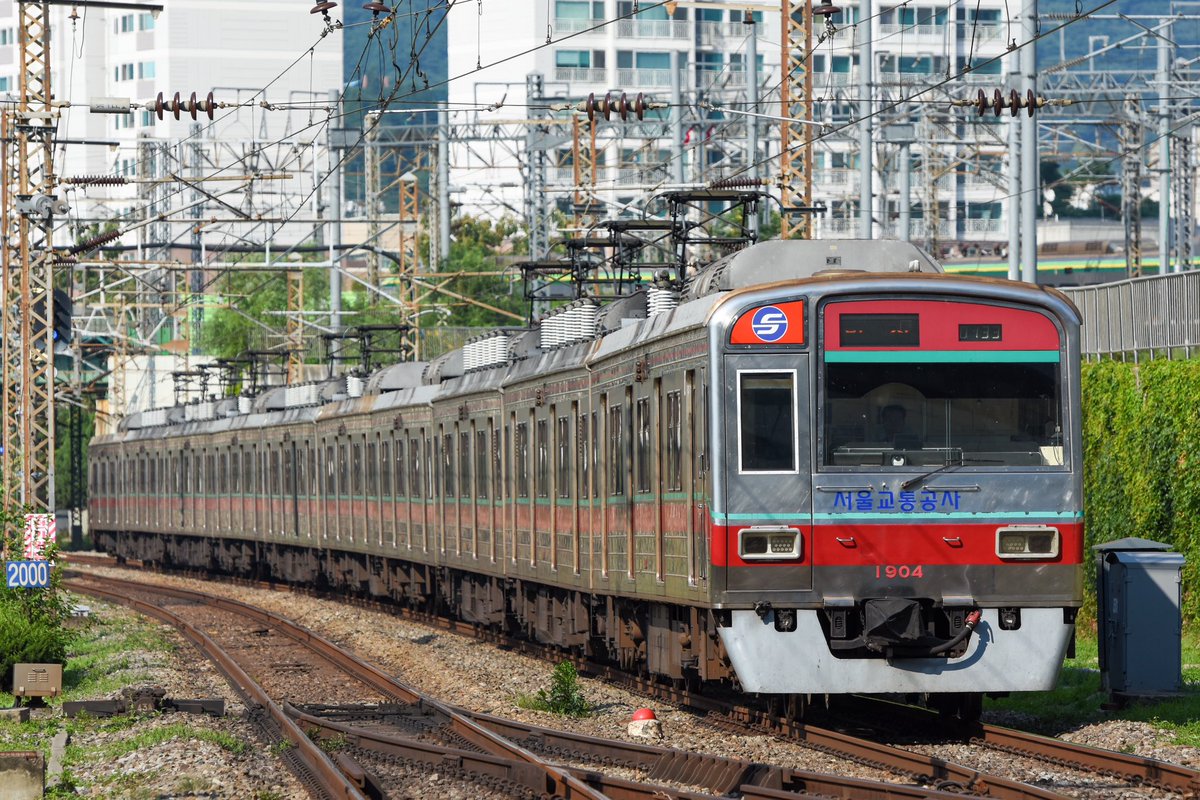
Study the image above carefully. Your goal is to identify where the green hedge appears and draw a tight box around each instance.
[1082,359,1200,622]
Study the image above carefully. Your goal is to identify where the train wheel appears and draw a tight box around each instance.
[931,692,983,723]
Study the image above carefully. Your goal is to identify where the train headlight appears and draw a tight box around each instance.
[739,527,802,561]
[995,526,1060,559]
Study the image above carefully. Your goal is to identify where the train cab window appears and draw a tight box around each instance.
[738,371,798,473]
[821,356,1064,468]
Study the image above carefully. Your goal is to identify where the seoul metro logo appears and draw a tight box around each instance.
[750,306,789,342]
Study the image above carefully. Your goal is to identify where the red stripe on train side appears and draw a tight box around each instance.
[711,522,1083,568]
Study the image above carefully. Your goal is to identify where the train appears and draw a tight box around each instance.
[89,239,1084,718]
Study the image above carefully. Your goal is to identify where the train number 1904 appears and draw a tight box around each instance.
[874,564,924,579]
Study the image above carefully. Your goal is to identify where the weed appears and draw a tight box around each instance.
[516,661,591,718]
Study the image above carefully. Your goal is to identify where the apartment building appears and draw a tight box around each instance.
[0,0,342,222]
[446,0,1016,247]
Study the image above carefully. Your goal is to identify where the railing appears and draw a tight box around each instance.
[878,22,947,38]
[1062,270,1200,360]
[962,218,1003,234]
[697,20,746,46]
[616,18,691,38]
[616,67,674,87]
[554,66,608,84]
[810,71,856,87]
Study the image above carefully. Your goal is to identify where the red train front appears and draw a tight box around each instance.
[707,241,1083,700]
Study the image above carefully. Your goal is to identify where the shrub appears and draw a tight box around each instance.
[0,505,76,692]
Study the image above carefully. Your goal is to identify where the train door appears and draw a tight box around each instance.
[721,355,813,594]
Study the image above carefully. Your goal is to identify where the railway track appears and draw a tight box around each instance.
[66,571,976,799]
[64,556,1199,799]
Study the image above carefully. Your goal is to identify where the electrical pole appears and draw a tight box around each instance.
[1121,94,1144,277]
[2,1,58,514]
[327,89,343,334]
[1157,18,1173,273]
[779,0,815,239]
[1008,67,1022,281]
[1019,0,1038,283]
[744,10,760,235]
[858,0,874,239]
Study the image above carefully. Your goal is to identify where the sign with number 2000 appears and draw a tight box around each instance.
[6,560,50,589]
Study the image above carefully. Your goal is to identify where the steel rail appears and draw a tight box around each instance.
[63,577,366,800]
[287,705,727,800]
[65,560,1072,799]
[66,573,609,800]
[850,696,1200,795]
[453,707,980,799]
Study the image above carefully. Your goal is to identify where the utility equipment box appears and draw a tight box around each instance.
[1094,537,1185,698]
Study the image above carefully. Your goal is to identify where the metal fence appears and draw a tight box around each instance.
[1062,270,1200,360]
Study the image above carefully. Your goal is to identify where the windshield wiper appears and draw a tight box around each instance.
[901,458,1000,491]
[901,462,961,491]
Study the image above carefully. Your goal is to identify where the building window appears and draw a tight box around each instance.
[556,49,592,68]
[138,12,156,31]
[138,61,155,79]
[0,29,13,46]
[140,110,152,127]
[120,14,135,32]
[555,0,603,20]
[0,77,9,92]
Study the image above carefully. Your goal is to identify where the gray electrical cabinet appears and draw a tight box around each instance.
[1094,537,1185,698]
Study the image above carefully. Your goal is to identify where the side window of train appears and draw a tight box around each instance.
[394,436,406,498]
[459,430,470,499]
[515,422,529,498]
[579,413,589,499]
[536,418,548,499]
[352,439,363,498]
[367,439,377,498]
[737,370,798,473]
[591,411,599,499]
[475,429,488,499]
[338,443,348,498]
[491,422,501,502]
[666,390,682,492]
[409,436,421,498]
[442,432,455,498]
[557,415,570,499]
[635,397,651,494]
[608,403,624,496]
[380,439,391,499]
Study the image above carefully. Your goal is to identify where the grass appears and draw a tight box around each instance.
[984,626,1200,745]
[0,597,251,797]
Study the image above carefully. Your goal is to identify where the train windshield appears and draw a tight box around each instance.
[821,359,1064,469]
